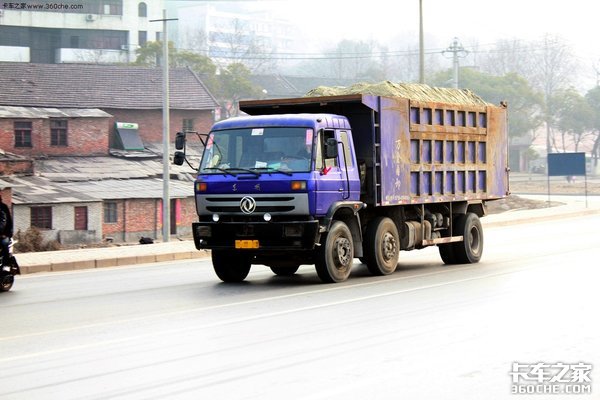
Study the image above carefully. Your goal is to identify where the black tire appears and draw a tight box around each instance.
[452,213,484,264]
[0,273,14,292]
[211,250,251,283]
[438,242,458,265]
[364,217,399,275]
[270,266,300,276]
[315,221,354,283]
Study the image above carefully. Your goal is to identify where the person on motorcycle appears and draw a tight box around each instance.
[0,194,13,265]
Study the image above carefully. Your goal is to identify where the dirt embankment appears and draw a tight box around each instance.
[487,177,600,214]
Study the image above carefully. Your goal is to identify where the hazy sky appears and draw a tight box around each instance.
[278,0,598,53]
[270,0,600,86]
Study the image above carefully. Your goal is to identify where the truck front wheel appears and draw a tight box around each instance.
[452,213,484,264]
[212,250,251,282]
[364,217,399,275]
[315,221,354,283]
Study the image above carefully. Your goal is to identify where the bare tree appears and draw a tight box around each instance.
[526,35,578,154]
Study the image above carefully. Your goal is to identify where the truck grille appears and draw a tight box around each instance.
[197,194,309,216]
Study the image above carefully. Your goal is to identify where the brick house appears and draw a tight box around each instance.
[0,106,111,157]
[0,63,217,244]
[0,62,218,148]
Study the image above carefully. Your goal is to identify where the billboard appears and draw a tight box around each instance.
[547,152,586,177]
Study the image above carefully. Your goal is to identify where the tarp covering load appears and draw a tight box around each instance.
[306,81,491,106]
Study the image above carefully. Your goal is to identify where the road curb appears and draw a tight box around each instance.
[19,249,211,275]
[483,207,600,228]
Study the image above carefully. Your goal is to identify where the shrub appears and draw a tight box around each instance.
[13,227,63,253]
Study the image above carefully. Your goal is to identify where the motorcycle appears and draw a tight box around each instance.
[1,238,20,292]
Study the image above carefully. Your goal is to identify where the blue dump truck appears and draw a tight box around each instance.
[174,84,509,283]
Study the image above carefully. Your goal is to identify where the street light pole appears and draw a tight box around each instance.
[150,10,178,243]
[419,0,424,84]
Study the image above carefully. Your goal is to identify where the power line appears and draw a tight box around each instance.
[166,38,569,62]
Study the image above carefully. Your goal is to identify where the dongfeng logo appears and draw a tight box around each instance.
[240,196,257,214]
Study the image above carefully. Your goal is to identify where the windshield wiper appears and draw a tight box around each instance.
[250,167,293,176]
[201,167,237,176]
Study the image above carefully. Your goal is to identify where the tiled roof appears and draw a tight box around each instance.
[0,106,111,119]
[0,63,218,110]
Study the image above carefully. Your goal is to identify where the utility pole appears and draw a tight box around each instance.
[442,37,468,88]
[150,10,178,243]
[418,0,424,84]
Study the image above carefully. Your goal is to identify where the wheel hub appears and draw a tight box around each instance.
[381,232,397,261]
[334,237,352,268]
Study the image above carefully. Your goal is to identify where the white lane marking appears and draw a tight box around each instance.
[0,263,551,363]
[0,265,477,342]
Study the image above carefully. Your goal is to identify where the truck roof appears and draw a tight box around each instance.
[211,113,350,131]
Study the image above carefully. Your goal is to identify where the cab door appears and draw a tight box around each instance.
[314,129,345,215]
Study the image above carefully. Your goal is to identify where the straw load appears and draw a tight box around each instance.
[306,81,491,106]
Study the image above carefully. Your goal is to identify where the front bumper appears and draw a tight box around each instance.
[192,220,320,251]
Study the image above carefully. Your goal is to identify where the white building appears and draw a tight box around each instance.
[173,2,296,68]
[0,0,164,64]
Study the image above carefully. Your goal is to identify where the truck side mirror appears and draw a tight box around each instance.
[173,151,185,166]
[175,132,186,150]
[325,138,338,158]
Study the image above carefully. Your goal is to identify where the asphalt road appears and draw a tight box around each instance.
[1,215,599,400]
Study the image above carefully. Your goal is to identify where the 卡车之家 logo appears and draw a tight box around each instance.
[510,362,592,395]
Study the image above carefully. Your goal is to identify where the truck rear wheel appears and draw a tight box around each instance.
[364,217,399,275]
[438,243,458,265]
[212,250,251,282]
[315,221,354,283]
[452,213,484,264]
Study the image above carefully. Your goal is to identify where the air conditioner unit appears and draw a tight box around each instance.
[85,14,96,21]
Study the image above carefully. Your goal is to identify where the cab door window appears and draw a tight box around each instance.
[315,129,338,169]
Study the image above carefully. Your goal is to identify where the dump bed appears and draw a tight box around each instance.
[240,93,508,207]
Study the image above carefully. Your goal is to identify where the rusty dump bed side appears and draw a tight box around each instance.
[240,94,509,207]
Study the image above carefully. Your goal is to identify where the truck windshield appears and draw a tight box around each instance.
[199,127,314,174]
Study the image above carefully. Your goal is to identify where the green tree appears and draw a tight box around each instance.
[585,86,600,166]
[552,88,593,152]
[134,41,216,73]
[219,63,262,117]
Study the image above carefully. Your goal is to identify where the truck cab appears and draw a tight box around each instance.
[180,113,364,282]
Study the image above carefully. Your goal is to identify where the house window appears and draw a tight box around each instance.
[102,0,122,15]
[74,206,88,230]
[104,202,118,223]
[182,119,194,132]
[138,2,147,17]
[14,121,32,148]
[31,206,52,230]
[138,31,147,46]
[50,120,68,146]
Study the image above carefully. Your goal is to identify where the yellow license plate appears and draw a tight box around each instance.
[235,240,259,249]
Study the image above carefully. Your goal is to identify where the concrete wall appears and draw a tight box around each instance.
[13,202,103,244]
